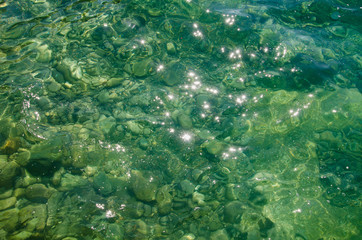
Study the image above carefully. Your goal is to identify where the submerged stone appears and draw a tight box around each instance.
[98,115,116,135]
[224,201,245,223]
[91,24,116,41]
[125,219,149,237]
[36,44,52,63]
[132,59,153,77]
[30,135,69,165]
[0,137,21,155]
[0,189,13,199]
[192,192,205,205]
[130,170,157,202]
[98,91,111,104]
[166,42,176,54]
[161,62,185,86]
[93,172,113,196]
[25,184,54,202]
[0,197,16,211]
[210,229,229,240]
[180,233,196,240]
[0,208,19,232]
[125,121,143,135]
[47,81,62,92]
[0,160,20,188]
[177,113,193,129]
[8,231,32,240]
[105,77,124,88]
[205,140,226,155]
[19,204,47,232]
[55,58,82,83]
[105,223,124,240]
[139,138,149,149]
[330,11,340,20]
[4,23,28,39]
[126,201,145,218]
[13,149,31,167]
[179,180,195,196]
[156,185,172,215]
[58,173,89,191]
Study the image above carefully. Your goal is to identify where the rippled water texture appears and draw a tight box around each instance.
[0,0,361,239]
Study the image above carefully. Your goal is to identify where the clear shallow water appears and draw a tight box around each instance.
[0,0,361,239]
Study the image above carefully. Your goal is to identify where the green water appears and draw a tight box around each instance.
[0,0,361,239]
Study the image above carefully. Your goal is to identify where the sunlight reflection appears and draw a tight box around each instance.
[157,64,164,72]
[224,14,236,25]
[229,49,242,59]
[181,132,193,142]
[192,23,203,38]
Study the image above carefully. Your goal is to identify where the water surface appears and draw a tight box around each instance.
[0,0,361,239]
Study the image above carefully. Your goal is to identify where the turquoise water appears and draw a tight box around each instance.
[0,0,361,239]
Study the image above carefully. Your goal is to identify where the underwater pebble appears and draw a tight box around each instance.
[104,223,124,240]
[37,96,52,110]
[148,8,161,16]
[224,201,245,223]
[52,168,64,186]
[0,160,20,188]
[126,202,145,218]
[25,184,54,202]
[55,58,82,83]
[205,140,225,155]
[210,229,230,240]
[98,91,111,104]
[180,233,196,240]
[139,138,149,149]
[177,113,193,129]
[105,77,123,88]
[130,170,157,202]
[132,59,153,77]
[16,169,37,187]
[129,93,151,107]
[179,180,195,196]
[98,115,116,135]
[0,197,16,211]
[47,81,62,92]
[156,185,172,215]
[161,62,185,86]
[58,173,89,191]
[125,219,149,236]
[93,172,113,196]
[330,11,340,20]
[19,204,47,232]
[9,231,33,240]
[125,121,143,135]
[167,42,176,54]
[191,169,203,182]
[328,26,347,38]
[37,44,52,63]
[0,51,6,58]
[143,204,153,217]
[12,149,31,167]
[30,135,67,165]
[0,189,13,199]
[13,188,25,198]
[192,192,205,205]
[225,184,238,200]
[4,23,27,39]
[0,208,19,232]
